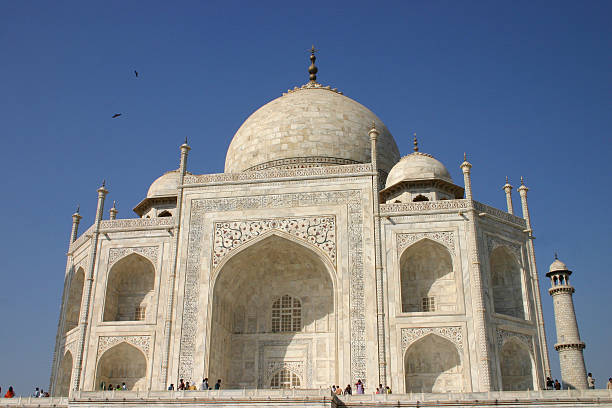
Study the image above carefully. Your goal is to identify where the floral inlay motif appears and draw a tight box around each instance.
[213,216,336,268]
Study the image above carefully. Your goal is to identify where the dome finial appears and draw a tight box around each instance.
[413,133,418,152]
[520,176,525,185]
[308,45,318,82]
[554,252,558,260]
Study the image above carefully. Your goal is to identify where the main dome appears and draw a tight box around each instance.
[224,87,400,173]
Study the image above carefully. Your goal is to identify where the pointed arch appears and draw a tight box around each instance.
[95,342,147,390]
[499,338,533,390]
[56,350,73,396]
[490,246,524,318]
[65,267,85,333]
[208,233,336,389]
[404,333,462,393]
[103,253,155,322]
[400,238,456,313]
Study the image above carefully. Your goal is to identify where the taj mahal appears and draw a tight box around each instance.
[34,49,610,407]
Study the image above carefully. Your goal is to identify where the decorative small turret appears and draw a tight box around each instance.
[109,201,118,220]
[547,255,588,389]
[460,153,473,200]
[503,177,514,215]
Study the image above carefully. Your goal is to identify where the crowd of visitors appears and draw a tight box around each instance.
[168,378,222,391]
[330,380,392,396]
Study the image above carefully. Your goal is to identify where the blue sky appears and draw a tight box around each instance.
[1,0,610,395]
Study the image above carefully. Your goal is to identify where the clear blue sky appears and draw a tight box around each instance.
[1,0,610,396]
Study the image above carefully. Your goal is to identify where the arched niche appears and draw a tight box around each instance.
[499,339,533,390]
[95,342,147,390]
[404,334,462,393]
[65,267,85,333]
[103,254,155,322]
[490,246,524,319]
[209,233,335,389]
[400,239,456,313]
[56,350,73,396]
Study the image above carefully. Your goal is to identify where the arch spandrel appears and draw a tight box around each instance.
[397,232,456,257]
[211,229,338,287]
[107,246,159,269]
[212,216,337,272]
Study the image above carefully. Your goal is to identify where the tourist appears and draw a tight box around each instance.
[200,378,208,390]
[385,386,392,394]
[587,373,595,389]
[121,382,127,390]
[344,384,352,395]
[43,391,50,397]
[214,379,221,390]
[100,381,106,390]
[335,385,342,396]
[178,379,185,390]
[554,379,561,390]
[116,384,121,390]
[355,379,364,394]
[545,377,553,390]
[108,384,114,391]
[607,378,612,390]
[32,387,40,398]
[39,389,45,397]
[168,384,174,390]
[376,383,383,394]
[189,382,197,391]
[4,387,14,398]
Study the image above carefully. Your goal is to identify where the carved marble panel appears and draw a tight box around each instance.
[401,327,464,353]
[496,328,533,355]
[486,235,522,265]
[397,231,456,256]
[257,339,312,388]
[96,335,151,360]
[108,246,159,268]
[179,190,365,383]
[264,361,305,386]
[213,216,336,269]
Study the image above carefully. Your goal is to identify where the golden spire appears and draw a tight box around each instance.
[520,176,525,185]
[413,133,418,152]
[309,45,318,82]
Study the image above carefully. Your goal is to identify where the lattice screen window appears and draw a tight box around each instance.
[270,369,301,389]
[421,297,435,312]
[271,295,301,332]
[134,306,146,321]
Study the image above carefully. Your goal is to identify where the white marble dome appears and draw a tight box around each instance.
[224,87,400,173]
[147,170,180,198]
[549,258,569,273]
[385,151,453,188]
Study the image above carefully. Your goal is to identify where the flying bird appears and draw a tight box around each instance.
[112,113,122,118]
[134,70,138,77]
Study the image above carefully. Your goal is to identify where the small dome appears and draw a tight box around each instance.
[225,87,400,173]
[549,258,569,273]
[385,152,453,188]
[147,170,180,198]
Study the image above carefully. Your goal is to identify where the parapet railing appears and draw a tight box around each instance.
[73,388,331,400]
[68,217,175,253]
[183,163,374,186]
[380,199,527,229]
[0,396,68,406]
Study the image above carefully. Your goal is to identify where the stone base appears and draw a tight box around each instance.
[4,390,612,407]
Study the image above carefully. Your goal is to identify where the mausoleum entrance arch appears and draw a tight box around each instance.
[208,232,337,389]
[95,342,147,391]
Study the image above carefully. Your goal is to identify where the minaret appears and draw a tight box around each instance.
[547,256,587,389]
[503,177,514,214]
[109,201,118,220]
